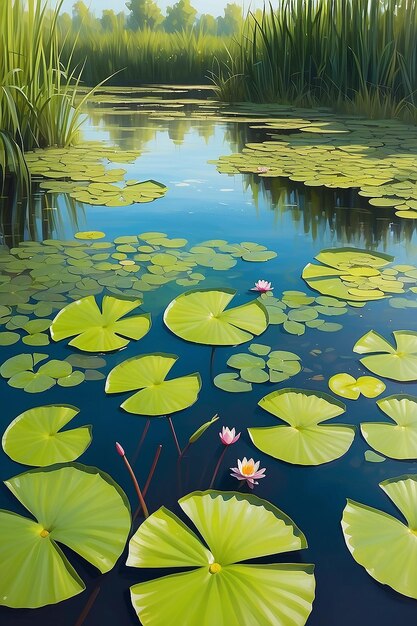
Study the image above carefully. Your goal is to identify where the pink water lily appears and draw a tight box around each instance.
[257,166,270,173]
[219,427,241,445]
[230,457,266,489]
[251,280,273,293]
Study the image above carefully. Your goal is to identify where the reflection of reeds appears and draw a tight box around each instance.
[212,0,417,122]
[243,173,417,250]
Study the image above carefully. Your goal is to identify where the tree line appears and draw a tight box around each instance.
[59,0,244,35]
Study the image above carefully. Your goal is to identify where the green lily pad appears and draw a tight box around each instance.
[249,389,354,465]
[353,330,417,381]
[2,405,91,466]
[240,367,270,383]
[57,371,86,387]
[0,463,131,608]
[361,395,417,459]
[213,373,252,393]
[0,332,20,346]
[342,475,417,599]
[227,353,266,369]
[105,353,201,416]
[364,450,386,463]
[127,490,315,626]
[164,289,268,346]
[51,295,151,352]
[248,343,271,356]
[328,373,386,400]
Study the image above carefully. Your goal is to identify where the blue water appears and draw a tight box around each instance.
[1,90,417,626]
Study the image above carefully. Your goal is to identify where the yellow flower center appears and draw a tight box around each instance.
[241,462,255,476]
[209,563,222,574]
[40,529,50,538]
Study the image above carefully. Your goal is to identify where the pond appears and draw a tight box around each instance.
[1,86,417,626]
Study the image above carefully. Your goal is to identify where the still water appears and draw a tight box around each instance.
[1,87,417,626]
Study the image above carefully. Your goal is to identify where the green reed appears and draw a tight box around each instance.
[212,0,417,121]
[0,0,98,188]
[60,27,236,85]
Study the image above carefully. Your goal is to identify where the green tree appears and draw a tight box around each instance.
[164,0,197,32]
[217,3,243,36]
[126,0,163,30]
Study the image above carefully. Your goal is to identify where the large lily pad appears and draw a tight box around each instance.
[249,389,354,465]
[0,463,131,608]
[50,295,151,352]
[164,288,268,345]
[353,330,417,381]
[342,475,417,599]
[127,490,315,626]
[2,405,92,466]
[361,395,417,459]
[105,353,201,415]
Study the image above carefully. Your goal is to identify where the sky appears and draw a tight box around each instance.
[59,0,267,16]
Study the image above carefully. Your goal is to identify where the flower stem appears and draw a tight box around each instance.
[167,416,182,456]
[133,445,162,521]
[122,454,149,518]
[210,346,216,383]
[209,446,228,489]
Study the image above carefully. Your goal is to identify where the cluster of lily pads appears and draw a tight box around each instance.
[214,344,302,392]
[2,232,417,623]
[214,108,417,220]
[25,142,168,207]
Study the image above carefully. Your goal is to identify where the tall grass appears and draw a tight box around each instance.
[0,0,95,189]
[212,0,417,120]
[60,27,236,85]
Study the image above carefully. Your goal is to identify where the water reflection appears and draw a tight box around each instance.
[2,91,417,251]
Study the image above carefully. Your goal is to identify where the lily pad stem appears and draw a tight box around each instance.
[74,584,101,626]
[120,451,149,518]
[133,445,162,521]
[209,446,228,489]
[131,418,151,465]
[167,416,182,456]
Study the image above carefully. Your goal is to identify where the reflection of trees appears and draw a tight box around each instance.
[243,174,417,251]
[0,189,83,247]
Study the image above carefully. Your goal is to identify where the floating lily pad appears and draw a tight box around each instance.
[51,295,151,352]
[213,373,252,393]
[353,330,417,381]
[2,405,92,466]
[364,450,386,463]
[164,289,268,346]
[0,464,131,608]
[361,395,417,459]
[249,389,354,465]
[105,353,201,415]
[128,490,315,626]
[328,373,386,400]
[342,475,417,599]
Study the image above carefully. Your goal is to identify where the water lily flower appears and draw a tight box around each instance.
[251,279,273,293]
[219,426,241,445]
[230,457,266,489]
[257,166,270,173]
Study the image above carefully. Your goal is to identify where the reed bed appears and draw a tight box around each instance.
[211,0,417,121]
[60,28,236,86]
[0,0,93,188]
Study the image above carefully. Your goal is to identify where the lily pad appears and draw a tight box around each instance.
[51,295,151,352]
[249,389,354,465]
[361,395,417,459]
[127,490,315,626]
[342,475,417,599]
[328,373,386,400]
[353,330,417,381]
[2,405,92,466]
[213,373,252,393]
[0,463,131,608]
[164,289,268,346]
[105,353,201,415]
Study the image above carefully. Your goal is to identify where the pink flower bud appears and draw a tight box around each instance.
[115,441,125,456]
